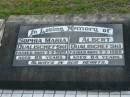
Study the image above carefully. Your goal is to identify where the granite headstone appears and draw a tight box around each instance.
[0,14,130,90]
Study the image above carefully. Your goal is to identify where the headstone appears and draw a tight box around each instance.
[0,14,130,90]
[13,24,124,66]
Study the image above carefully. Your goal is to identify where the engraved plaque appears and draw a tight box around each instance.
[13,24,124,66]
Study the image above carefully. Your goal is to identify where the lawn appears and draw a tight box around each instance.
[0,0,130,18]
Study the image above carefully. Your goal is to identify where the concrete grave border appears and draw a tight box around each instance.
[0,19,5,47]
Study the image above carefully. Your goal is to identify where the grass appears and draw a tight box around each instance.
[0,0,130,18]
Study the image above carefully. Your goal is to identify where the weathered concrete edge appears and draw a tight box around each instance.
[0,19,5,47]
[7,14,130,24]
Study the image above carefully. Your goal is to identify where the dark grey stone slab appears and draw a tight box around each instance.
[0,14,130,90]
[13,24,124,66]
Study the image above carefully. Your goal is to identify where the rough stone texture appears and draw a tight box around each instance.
[0,19,5,47]
[7,14,130,24]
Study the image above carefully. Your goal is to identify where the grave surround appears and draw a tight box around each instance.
[0,14,130,90]
[0,19,5,47]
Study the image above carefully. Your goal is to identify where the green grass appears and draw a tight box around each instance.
[0,0,130,18]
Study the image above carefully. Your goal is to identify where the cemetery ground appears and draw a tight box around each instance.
[0,0,130,18]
